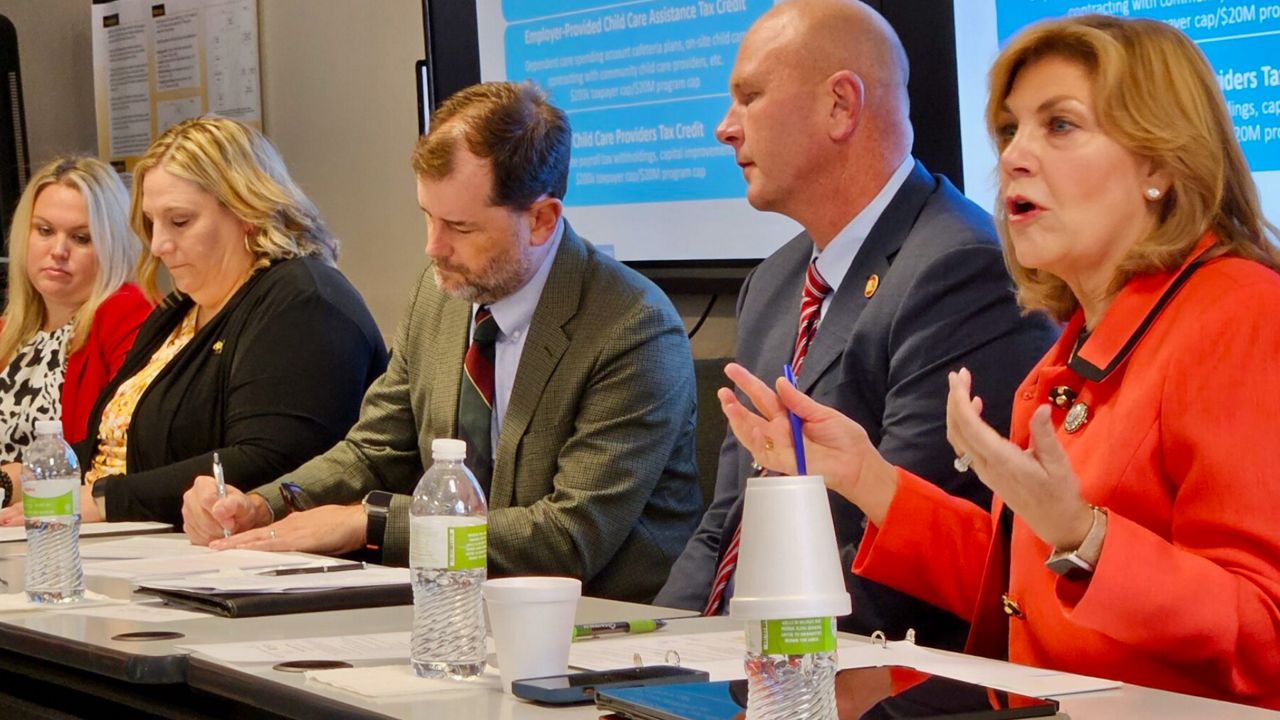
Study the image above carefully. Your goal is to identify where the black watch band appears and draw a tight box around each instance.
[362,490,393,552]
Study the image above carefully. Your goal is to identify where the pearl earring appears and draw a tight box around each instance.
[1145,187,1162,201]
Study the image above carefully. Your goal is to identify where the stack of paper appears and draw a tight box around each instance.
[568,630,1122,698]
[86,549,314,581]
[178,631,411,662]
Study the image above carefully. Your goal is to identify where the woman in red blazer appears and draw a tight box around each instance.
[718,15,1280,710]
[1,156,151,500]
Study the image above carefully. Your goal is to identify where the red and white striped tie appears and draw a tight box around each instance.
[703,259,832,616]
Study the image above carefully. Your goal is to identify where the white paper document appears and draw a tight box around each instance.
[0,591,124,613]
[569,628,795,681]
[80,536,211,560]
[138,566,410,594]
[0,522,172,543]
[844,640,1123,697]
[85,549,313,581]
[179,631,410,663]
[305,663,502,698]
[569,630,1120,697]
[59,600,209,623]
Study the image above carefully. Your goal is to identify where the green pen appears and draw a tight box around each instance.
[573,618,667,640]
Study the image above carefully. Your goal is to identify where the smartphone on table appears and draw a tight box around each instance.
[512,665,711,705]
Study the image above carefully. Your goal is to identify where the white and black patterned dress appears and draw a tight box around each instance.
[0,324,72,463]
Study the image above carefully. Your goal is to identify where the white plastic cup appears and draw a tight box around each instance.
[729,475,852,620]
[481,576,582,693]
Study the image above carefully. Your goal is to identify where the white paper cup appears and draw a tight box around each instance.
[481,576,582,693]
[730,475,852,620]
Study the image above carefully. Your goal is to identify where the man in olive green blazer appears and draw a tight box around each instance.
[181,82,701,602]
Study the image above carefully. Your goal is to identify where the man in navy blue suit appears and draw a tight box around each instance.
[656,0,1057,649]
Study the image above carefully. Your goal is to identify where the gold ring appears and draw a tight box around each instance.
[763,438,775,452]
[269,528,277,540]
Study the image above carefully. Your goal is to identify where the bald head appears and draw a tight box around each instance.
[728,0,913,165]
[758,0,909,93]
[716,0,912,242]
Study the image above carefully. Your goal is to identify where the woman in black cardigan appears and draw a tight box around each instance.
[2,117,387,526]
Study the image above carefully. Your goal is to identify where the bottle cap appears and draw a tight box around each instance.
[33,420,63,437]
[431,438,467,460]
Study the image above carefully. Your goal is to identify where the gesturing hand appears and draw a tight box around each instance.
[718,362,898,525]
[946,367,1094,550]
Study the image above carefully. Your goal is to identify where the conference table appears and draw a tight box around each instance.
[0,533,1276,719]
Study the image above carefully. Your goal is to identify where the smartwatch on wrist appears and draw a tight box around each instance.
[362,490,393,553]
[1046,506,1108,580]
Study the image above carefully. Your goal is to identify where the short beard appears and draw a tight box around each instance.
[433,242,533,305]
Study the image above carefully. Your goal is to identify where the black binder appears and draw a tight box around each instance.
[138,582,412,618]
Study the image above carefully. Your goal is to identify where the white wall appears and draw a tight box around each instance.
[1,0,428,333]
[0,0,97,165]
[258,0,427,335]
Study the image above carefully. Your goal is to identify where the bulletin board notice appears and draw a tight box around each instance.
[91,0,261,173]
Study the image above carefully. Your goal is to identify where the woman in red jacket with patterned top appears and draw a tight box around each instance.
[0,156,151,503]
[718,15,1280,709]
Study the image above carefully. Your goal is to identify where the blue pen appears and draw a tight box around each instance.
[782,364,807,474]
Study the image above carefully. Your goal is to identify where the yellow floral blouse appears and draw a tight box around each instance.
[85,307,198,484]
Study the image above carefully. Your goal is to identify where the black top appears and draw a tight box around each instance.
[78,256,388,524]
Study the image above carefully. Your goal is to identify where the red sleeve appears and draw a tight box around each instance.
[61,284,152,444]
[853,466,994,621]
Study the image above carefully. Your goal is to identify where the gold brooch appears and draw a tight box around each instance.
[864,274,879,298]
[1001,593,1024,618]
[1048,385,1076,409]
[212,340,224,355]
[1064,401,1089,433]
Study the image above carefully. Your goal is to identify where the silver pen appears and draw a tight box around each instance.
[212,452,231,538]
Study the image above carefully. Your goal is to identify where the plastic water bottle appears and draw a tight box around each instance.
[743,617,839,719]
[409,438,488,678]
[23,420,85,603]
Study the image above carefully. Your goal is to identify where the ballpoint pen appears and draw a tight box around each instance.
[782,364,807,474]
[262,562,367,576]
[573,619,667,640]
[212,452,231,538]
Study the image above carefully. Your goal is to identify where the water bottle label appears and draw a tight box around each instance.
[22,478,81,517]
[410,516,487,570]
[747,618,836,655]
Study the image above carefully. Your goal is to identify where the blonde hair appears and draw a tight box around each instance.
[987,15,1280,320]
[1,155,140,364]
[129,116,338,298]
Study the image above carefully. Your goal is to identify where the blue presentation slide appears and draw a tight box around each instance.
[958,1,1280,218]
[996,0,1280,171]
[474,1,1280,261]
[499,0,768,207]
